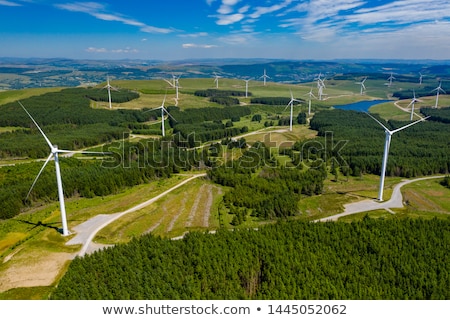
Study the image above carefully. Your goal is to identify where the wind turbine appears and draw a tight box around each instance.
[305,85,316,115]
[432,81,446,109]
[243,79,251,98]
[356,77,367,95]
[146,96,176,137]
[366,112,429,201]
[386,72,395,87]
[102,76,119,109]
[419,72,424,85]
[163,74,181,100]
[19,101,109,236]
[260,69,270,86]
[315,73,326,100]
[407,90,422,121]
[213,72,221,89]
[284,90,301,132]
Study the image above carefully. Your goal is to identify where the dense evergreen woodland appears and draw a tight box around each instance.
[51,218,450,300]
[307,109,450,177]
[208,142,326,223]
[0,88,146,158]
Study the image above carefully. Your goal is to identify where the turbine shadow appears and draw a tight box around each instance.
[16,219,61,233]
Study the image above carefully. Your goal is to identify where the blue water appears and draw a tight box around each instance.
[333,100,391,112]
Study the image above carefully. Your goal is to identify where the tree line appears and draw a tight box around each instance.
[51,217,450,300]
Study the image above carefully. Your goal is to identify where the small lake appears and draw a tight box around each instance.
[333,100,392,112]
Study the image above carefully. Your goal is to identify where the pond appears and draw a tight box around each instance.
[333,100,392,112]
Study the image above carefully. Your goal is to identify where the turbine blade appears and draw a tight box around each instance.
[391,116,430,134]
[18,101,54,150]
[57,149,112,155]
[26,153,53,200]
[143,106,163,113]
[365,112,391,133]
[163,108,177,122]
[163,79,175,87]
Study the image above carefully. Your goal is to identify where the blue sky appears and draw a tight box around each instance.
[1,0,450,60]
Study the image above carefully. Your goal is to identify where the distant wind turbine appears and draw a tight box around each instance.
[386,72,395,87]
[284,90,301,132]
[356,77,367,95]
[315,73,326,100]
[243,79,251,98]
[432,81,446,109]
[260,69,270,86]
[102,76,119,109]
[164,74,182,100]
[305,85,316,115]
[146,96,176,137]
[366,112,429,201]
[419,72,424,85]
[407,90,422,121]
[213,72,221,89]
[19,101,109,236]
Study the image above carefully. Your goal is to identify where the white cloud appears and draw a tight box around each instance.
[216,13,245,25]
[249,0,293,19]
[85,47,107,53]
[182,43,218,49]
[0,0,22,6]
[179,32,209,38]
[85,47,139,54]
[56,2,173,34]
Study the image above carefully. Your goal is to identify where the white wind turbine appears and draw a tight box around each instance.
[386,72,395,87]
[315,73,326,100]
[407,90,422,121]
[102,76,119,109]
[366,112,429,201]
[305,85,316,115]
[243,79,251,98]
[432,81,446,109]
[164,74,182,101]
[356,77,367,95]
[19,101,109,236]
[419,72,424,85]
[284,90,301,132]
[146,96,176,137]
[260,69,270,86]
[213,72,221,88]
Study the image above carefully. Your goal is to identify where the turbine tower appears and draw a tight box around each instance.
[432,81,445,109]
[102,76,119,109]
[164,74,181,101]
[315,73,326,100]
[305,85,316,115]
[387,73,395,87]
[356,77,367,95]
[213,72,221,89]
[260,69,270,86]
[366,113,428,201]
[19,101,108,236]
[407,90,422,121]
[284,90,301,132]
[146,96,176,137]
[243,79,251,98]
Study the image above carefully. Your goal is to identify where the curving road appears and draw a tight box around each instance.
[316,175,445,222]
[66,173,206,256]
